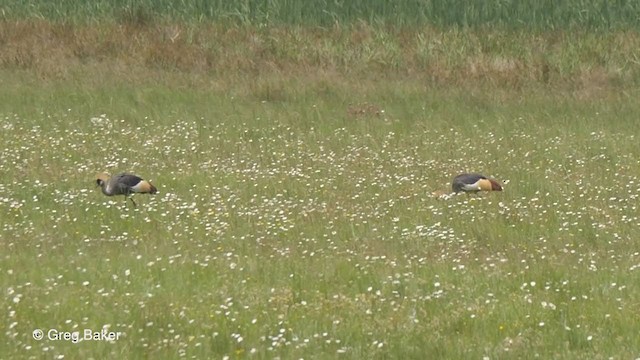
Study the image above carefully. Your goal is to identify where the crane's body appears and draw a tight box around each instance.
[96,172,157,207]
[452,173,502,193]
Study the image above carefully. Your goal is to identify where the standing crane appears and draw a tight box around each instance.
[451,173,503,193]
[96,172,157,207]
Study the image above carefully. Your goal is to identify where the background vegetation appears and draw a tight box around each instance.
[2,0,640,29]
[2,1,640,359]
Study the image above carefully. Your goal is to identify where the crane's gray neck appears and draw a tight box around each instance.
[100,183,114,196]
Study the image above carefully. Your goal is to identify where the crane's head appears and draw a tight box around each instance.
[96,173,110,187]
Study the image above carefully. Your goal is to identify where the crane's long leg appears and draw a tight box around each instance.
[123,195,137,207]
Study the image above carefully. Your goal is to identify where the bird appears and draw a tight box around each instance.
[95,172,157,207]
[451,173,503,194]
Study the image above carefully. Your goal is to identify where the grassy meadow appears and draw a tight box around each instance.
[3,2,640,359]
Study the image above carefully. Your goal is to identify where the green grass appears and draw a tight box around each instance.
[2,0,640,29]
[2,19,640,359]
[3,74,640,359]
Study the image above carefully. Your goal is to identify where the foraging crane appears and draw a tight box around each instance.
[451,173,503,193]
[95,172,157,207]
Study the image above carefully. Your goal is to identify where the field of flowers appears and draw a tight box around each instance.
[2,77,640,358]
[2,4,640,356]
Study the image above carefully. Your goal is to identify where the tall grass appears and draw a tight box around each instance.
[2,0,640,29]
[2,20,640,91]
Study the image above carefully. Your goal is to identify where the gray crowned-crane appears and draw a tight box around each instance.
[451,173,503,193]
[96,172,157,207]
